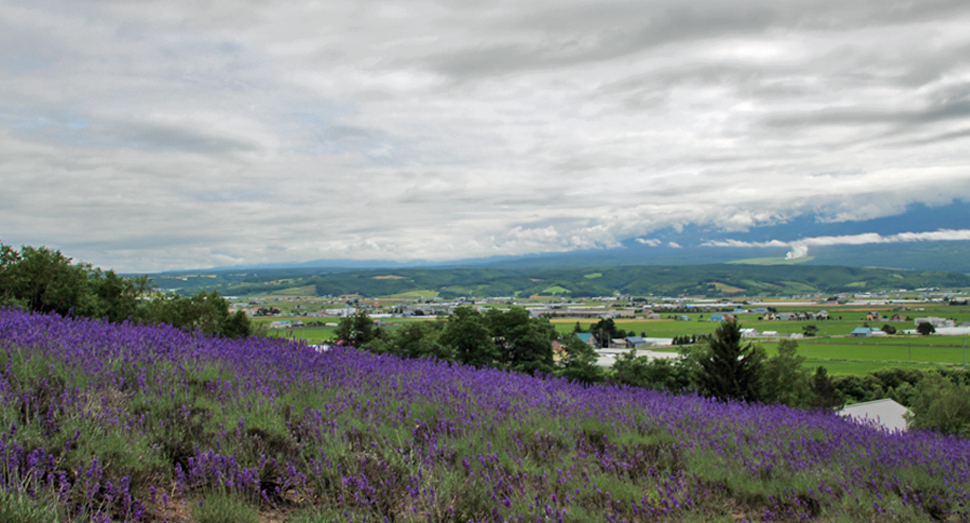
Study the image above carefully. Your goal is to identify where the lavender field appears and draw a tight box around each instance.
[1,308,968,522]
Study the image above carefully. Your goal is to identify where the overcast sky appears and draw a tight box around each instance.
[3,0,970,272]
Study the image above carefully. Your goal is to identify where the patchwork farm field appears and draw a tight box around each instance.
[258,316,970,376]
[249,299,970,376]
[3,308,970,522]
[552,308,970,374]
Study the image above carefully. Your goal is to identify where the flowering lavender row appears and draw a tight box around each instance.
[1,307,969,522]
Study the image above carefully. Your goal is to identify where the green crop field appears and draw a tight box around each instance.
[728,256,815,265]
[540,285,571,295]
[266,326,335,343]
[800,359,951,375]
[275,284,316,295]
[771,338,970,364]
[246,298,970,377]
[381,289,440,299]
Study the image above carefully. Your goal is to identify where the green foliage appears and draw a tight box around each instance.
[352,307,555,374]
[333,310,376,347]
[384,320,452,360]
[832,374,886,404]
[830,367,945,408]
[556,334,605,384]
[138,290,252,338]
[0,489,65,523]
[0,245,91,315]
[906,371,970,436]
[694,320,765,402]
[806,367,844,411]
[610,351,691,391]
[191,491,260,523]
[589,318,626,348]
[881,323,897,335]
[440,306,495,366]
[761,339,810,407]
[486,307,556,374]
[917,322,936,336]
[0,243,252,338]
[221,310,254,339]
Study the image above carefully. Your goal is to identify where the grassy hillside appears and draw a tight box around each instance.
[2,309,969,522]
[147,264,970,298]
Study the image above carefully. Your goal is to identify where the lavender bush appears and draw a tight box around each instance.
[1,307,968,522]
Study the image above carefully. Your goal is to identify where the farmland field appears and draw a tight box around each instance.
[246,298,970,376]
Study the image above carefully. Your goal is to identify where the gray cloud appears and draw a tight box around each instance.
[703,230,970,259]
[2,0,970,271]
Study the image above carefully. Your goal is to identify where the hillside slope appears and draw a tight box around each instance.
[150,264,970,298]
[1,309,969,522]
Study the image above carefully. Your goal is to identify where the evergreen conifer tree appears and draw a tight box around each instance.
[694,320,765,402]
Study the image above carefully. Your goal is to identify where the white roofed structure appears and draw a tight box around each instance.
[839,398,910,432]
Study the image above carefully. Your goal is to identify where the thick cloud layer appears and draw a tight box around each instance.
[701,229,970,259]
[2,0,970,271]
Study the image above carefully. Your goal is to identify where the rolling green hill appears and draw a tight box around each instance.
[145,264,970,298]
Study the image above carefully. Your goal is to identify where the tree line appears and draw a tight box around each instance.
[0,244,253,338]
[610,319,970,436]
[340,310,970,436]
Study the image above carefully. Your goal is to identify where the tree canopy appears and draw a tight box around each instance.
[0,243,252,338]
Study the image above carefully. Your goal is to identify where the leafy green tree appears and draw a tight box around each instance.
[590,317,625,348]
[485,307,556,374]
[334,310,376,347]
[881,324,897,335]
[906,371,970,436]
[888,381,918,407]
[831,374,884,403]
[1,243,253,337]
[806,366,844,411]
[556,334,604,384]
[693,320,766,402]
[869,367,924,392]
[440,306,496,367]
[610,351,690,391]
[88,269,153,322]
[138,290,252,338]
[0,245,93,316]
[802,325,818,337]
[917,322,936,336]
[761,339,810,407]
[385,321,452,360]
[221,310,255,339]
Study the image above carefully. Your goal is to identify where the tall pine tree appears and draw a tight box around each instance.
[694,320,765,402]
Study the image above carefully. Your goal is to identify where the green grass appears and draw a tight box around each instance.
[801,359,952,375]
[381,290,440,299]
[583,272,603,279]
[191,491,260,523]
[785,338,970,365]
[551,313,970,375]
[275,285,317,296]
[0,489,65,523]
[728,256,814,265]
[541,285,571,295]
[266,326,336,343]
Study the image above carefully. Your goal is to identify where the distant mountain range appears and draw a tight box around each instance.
[147,263,970,298]
[204,200,970,274]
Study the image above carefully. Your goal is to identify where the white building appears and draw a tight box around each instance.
[915,317,956,329]
[839,398,910,432]
[595,348,679,368]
